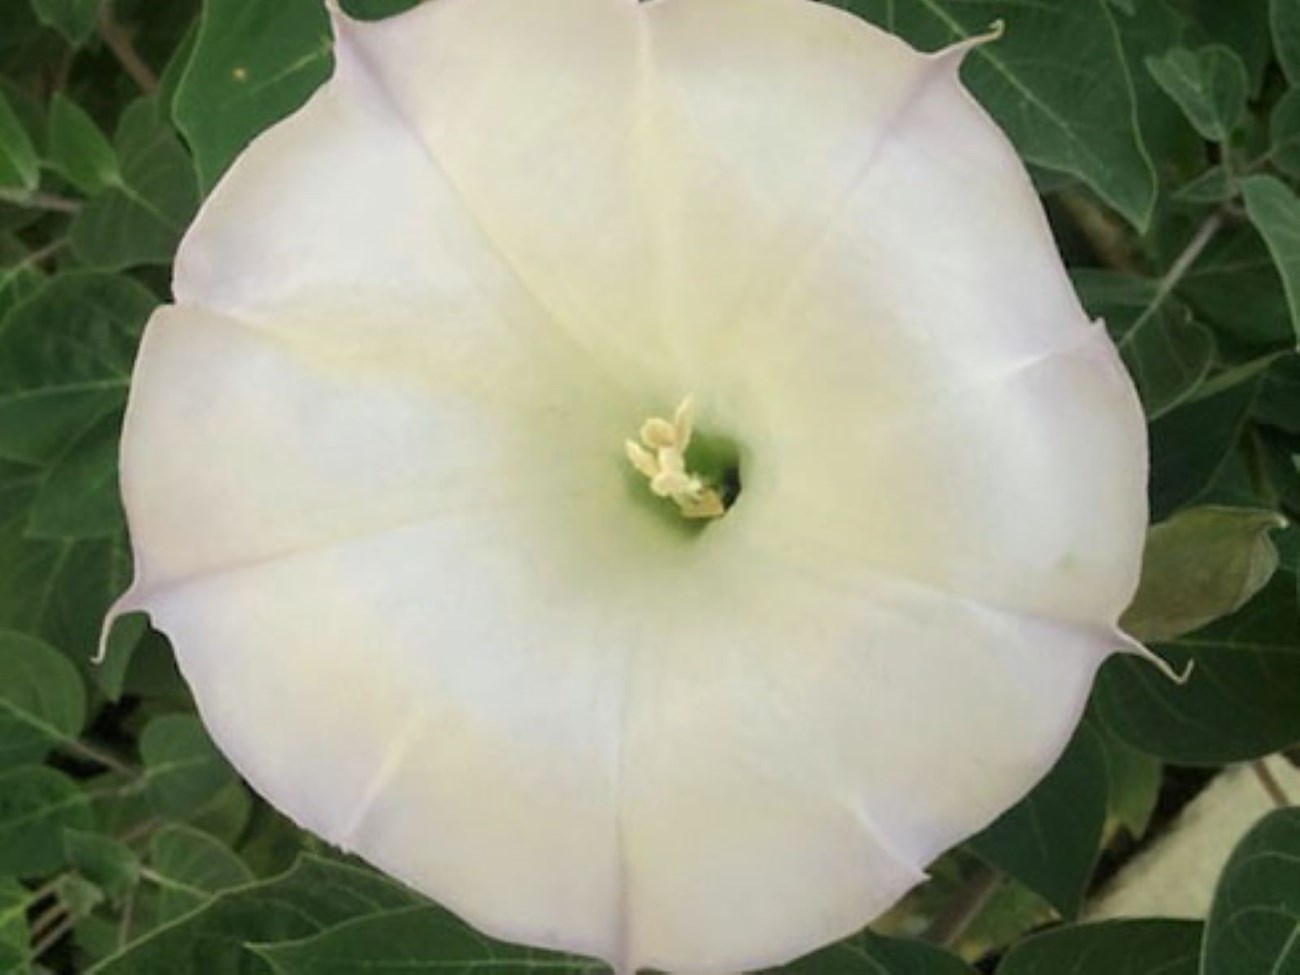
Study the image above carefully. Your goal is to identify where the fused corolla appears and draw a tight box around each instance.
[109,0,1149,972]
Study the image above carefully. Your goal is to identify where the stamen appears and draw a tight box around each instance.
[626,397,726,520]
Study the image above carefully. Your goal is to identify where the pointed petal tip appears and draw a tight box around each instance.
[1116,629,1195,685]
[95,585,145,664]
[933,18,1004,67]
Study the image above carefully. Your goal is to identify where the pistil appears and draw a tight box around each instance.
[625,397,726,520]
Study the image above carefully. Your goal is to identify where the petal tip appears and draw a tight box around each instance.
[934,18,1004,67]
[1116,629,1195,685]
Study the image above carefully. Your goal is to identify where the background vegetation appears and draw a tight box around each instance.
[0,0,1298,971]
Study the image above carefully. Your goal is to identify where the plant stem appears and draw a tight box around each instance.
[23,876,63,909]
[1119,210,1225,351]
[923,862,1003,948]
[0,188,80,213]
[97,0,157,93]
[23,238,69,268]
[1058,192,1143,273]
[118,887,136,949]
[29,901,66,941]
[1251,759,1292,808]
[64,738,139,779]
[31,911,76,959]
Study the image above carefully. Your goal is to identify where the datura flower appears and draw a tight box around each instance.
[108,0,1149,971]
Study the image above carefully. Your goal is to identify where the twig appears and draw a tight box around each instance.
[97,0,157,93]
[1119,210,1225,350]
[118,887,136,949]
[1058,192,1144,274]
[1251,760,1293,808]
[30,901,66,941]
[22,237,68,269]
[23,876,63,909]
[31,911,77,960]
[923,862,1003,948]
[63,738,139,779]
[0,188,80,213]
[115,817,160,847]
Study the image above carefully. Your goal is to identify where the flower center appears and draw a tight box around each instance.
[625,397,732,521]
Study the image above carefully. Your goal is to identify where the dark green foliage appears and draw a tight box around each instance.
[1,0,1299,971]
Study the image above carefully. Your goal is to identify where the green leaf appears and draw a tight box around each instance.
[89,855,418,975]
[29,0,99,46]
[1174,165,1234,204]
[1145,45,1248,142]
[842,0,1157,230]
[777,930,975,973]
[1096,724,1161,839]
[0,88,38,192]
[339,0,422,18]
[0,629,85,769]
[0,765,93,877]
[65,829,140,904]
[173,0,333,193]
[967,723,1108,918]
[1075,269,1216,418]
[186,778,253,848]
[1183,0,1271,95]
[0,462,133,666]
[57,871,104,919]
[141,714,238,818]
[0,876,30,975]
[1272,0,1300,84]
[1268,88,1300,179]
[70,97,199,270]
[0,271,153,466]
[1242,175,1300,351]
[1121,505,1288,643]
[1204,807,1300,975]
[255,905,607,975]
[1148,372,1264,521]
[1096,573,1300,763]
[1108,0,1205,188]
[26,411,124,539]
[149,823,253,922]
[1181,226,1296,355]
[1257,355,1300,433]
[0,237,44,324]
[997,919,1202,975]
[47,94,119,195]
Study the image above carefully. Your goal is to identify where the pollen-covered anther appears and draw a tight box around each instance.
[625,397,726,520]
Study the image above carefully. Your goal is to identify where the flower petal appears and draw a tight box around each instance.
[140,511,637,961]
[327,0,940,389]
[742,328,1148,627]
[116,1,1151,972]
[127,43,646,590]
[619,535,1111,972]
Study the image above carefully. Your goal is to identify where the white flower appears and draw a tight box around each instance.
[109,0,1148,972]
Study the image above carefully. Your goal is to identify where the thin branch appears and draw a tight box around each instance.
[1251,760,1293,808]
[115,817,160,847]
[1058,192,1144,274]
[23,876,63,909]
[62,738,139,779]
[117,887,136,950]
[31,911,76,960]
[0,188,80,213]
[97,0,157,93]
[23,237,69,269]
[922,862,1003,948]
[1119,210,1225,351]
[29,901,66,941]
